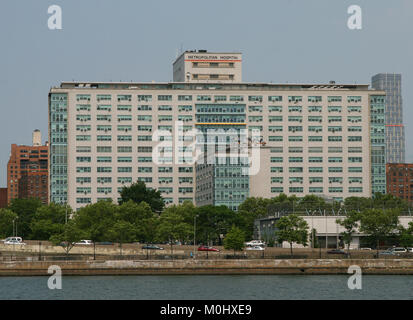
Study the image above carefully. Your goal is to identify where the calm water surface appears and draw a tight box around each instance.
[1,275,413,300]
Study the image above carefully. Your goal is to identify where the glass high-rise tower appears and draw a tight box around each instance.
[371,73,405,163]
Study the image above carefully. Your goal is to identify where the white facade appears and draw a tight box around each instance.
[49,81,383,211]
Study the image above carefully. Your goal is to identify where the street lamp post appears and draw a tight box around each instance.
[193,215,197,259]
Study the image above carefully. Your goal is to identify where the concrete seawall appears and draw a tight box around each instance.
[2,259,413,276]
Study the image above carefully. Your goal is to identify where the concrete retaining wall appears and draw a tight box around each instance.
[2,259,413,276]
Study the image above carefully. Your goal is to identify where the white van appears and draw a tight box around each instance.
[3,237,23,243]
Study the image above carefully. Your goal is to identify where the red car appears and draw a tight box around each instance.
[197,245,220,252]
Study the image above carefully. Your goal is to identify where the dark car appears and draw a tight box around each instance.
[142,245,164,250]
[197,245,220,252]
[327,249,347,255]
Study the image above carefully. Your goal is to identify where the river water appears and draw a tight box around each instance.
[1,275,413,300]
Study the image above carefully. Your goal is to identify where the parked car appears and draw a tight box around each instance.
[97,241,113,245]
[360,247,372,251]
[4,239,26,245]
[3,237,23,243]
[379,249,398,256]
[327,249,347,255]
[246,246,265,251]
[407,247,413,253]
[75,240,93,245]
[197,245,220,252]
[378,247,407,256]
[142,245,164,250]
[245,240,265,247]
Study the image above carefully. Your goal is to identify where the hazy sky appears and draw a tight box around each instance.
[0,0,412,187]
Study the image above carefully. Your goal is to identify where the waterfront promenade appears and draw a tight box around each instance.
[2,259,413,276]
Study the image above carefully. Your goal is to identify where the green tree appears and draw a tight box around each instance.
[157,206,192,255]
[343,196,373,212]
[0,208,18,239]
[8,198,43,239]
[336,211,360,256]
[397,221,413,248]
[50,220,87,255]
[359,208,400,257]
[117,200,155,242]
[74,200,118,259]
[275,214,309,256]
[309,228,319,249]
[238,197,271,240]
[108,220,136,255]
[30,203,70,240]
[119,181,164,213]
[223,226,245,255]
[196,205,239,245]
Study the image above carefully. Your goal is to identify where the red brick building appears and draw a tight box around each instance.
[0,188,7,208]
[7,130,49,204]
[386,163,413,203]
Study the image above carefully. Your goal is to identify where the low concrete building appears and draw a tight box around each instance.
[254,215,413,249]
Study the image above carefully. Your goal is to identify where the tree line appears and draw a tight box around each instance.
[0,182,411,255]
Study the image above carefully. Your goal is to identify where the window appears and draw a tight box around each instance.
[158,95,172,101]
[117,105,132,112]
[288,96,302,102]
[76,135,91,141]
[137,105,152,111]
[328,96,342,102]
[328,136,342,142]
[308,136,322,142]
[138,95,152,102]
[347,96,362,103]
[269,136,283,141]
[248,95,263,102]
[268,96,282,102]
[309,157,323,163]
[117,95,131,102]
[271,157,283,163]
[76,157,91,163]
[118,157,132,163]
[97,135,111,141]
[348,136,362,142]
[268,126,283,132]
[328,147,342,153]
[117,135,132,141]
[328,157,342,163]
[268,106,282,112]
[97,94,111,102]
[308,147,323,153]
[97,156,111,163]
[97,146,112,153]
[97,105,111,111]
[178,95,192,101]
[308,96,322,103]
[288,136,302,142]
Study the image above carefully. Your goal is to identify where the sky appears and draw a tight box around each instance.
[0,0,412,187]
